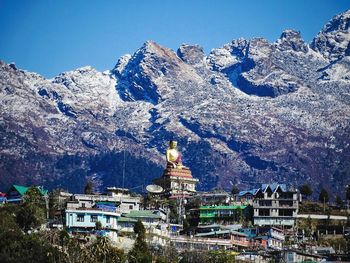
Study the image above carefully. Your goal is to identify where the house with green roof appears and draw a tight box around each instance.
[6,184,48,203]
[117,210,166,231]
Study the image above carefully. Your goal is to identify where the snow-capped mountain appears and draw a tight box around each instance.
[1,9,349,197]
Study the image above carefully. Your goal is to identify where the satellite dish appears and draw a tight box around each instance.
[146,184,163,194]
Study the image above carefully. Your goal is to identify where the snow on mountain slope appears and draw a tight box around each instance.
[311,9,350,61]
[0,9,349,197]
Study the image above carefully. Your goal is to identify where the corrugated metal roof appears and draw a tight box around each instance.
[123,210,161,219]
[199,205,247,210]
[11,185,48,196]
[238,189,259,196]
[118,217,138,223]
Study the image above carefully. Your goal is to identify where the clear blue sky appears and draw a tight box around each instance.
[0,0,349,78]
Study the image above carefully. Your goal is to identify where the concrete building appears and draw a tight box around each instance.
[195,190,231,205]
[65,209,120,231]
[66,187,141,214]
[117,210,166,232]
[65,208,121,241]
[199,205,248,225]
[253,184,299,227]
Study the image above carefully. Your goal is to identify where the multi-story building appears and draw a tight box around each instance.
[66,187,141,214]
[65,208,120,231]
[236,189,260,204]
[199,205,248,224]
[117,210,166,232]
[196,190,231,205]
[253,184,299,227]
[65,208,121,241]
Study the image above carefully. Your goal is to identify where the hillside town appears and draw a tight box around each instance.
[1,141,350,262]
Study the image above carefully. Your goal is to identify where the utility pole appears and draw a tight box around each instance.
[122,130,126,188]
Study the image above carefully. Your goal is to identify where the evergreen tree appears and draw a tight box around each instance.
[16,186,46,231]
[231,185,239,196]
[300,184,313,199]
[84,181,94,195]
[128,220,152,263]
[346,185,350,202]
[335,196,344,208]
[95,221,102,230]
[319,188,329,203]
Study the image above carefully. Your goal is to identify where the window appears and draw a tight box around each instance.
[258,209,270,216]
[129,205,133,210]
[278,209,293,216]
[90,215,98,222]
[82,203,85,208]
[77,214,84,222]
[106,216,110,223]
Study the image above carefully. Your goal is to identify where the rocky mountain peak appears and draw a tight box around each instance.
[247,38,273,60]
[113,41,195,104]
[112,54,132,76]
[177,44,205,66]
[311,9,350,61]
[276,29,309,53]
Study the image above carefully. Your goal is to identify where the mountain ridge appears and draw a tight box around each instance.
[0,9,349,198]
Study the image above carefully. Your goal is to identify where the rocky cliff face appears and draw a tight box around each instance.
[1,10,349,197]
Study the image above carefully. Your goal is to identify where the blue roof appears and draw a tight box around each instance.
[238,189,259,197]
[261,183,286,193]
[238,184,287,197]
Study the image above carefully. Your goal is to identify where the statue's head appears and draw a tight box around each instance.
[169,140,177,149]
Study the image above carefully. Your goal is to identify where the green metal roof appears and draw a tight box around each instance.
[118,217,138,223]
[12,185,28,196]
[12,185,48,196]
[195,229,248,237]
[124,210,161,219]
[199,205,247,210]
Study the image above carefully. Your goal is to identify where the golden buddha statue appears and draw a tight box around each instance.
[166,140,184,169]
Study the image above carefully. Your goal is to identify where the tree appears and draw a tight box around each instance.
[16,186,46,231]
[336,196,344,208]
[16,203,46,231]
[95,221,102,230]
[84,181,93,195]
[231,185,239,197]
[129,220,152,263]
[319,188,329,203]
[23,186,45,206]
[235,207,243,223]
[300,184,313,199]
[346,185,350,202]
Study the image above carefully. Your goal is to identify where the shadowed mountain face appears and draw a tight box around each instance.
[1,10,349,197]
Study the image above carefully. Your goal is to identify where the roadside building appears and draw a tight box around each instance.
[196,190,231,205]
[253,184,299,227]
[65,208,120,241]
[65,208,120,231]
[230,231,251,248]
[121,210,164,226]
[199,205,248,225]
[66,187,141,214]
